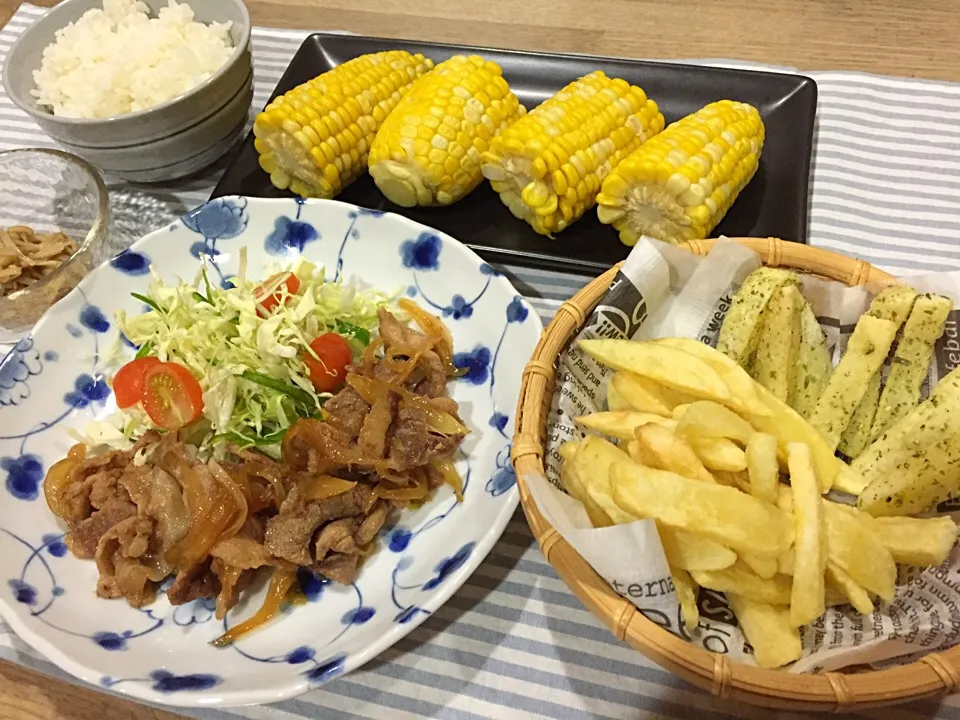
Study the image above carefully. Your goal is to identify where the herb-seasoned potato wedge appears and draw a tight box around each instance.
[809,314,898,451]
[793,298,833,420]
[856,367,960,517]
[751,284,802,404]
[871,293,952,440]
[838,372,880,459]
[838,286,919,456]
[716,267,798,366]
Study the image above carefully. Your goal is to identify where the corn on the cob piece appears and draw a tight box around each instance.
[480,71,665,236]
[368,55,525,207]
[597,100,765,246]
[253,51,434,199]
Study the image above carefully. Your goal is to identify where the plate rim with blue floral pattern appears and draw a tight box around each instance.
[0,196,542,707]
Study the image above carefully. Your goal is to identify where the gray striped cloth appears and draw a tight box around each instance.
[2,4,960,719]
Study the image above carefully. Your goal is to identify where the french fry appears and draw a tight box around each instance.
[560,450,614,528]
[777,549,794,576]
[714,470,751,492]
[825,582,849,608]
[575,436,735,572]
[809,314,899,451]
[688,436,747,472]
[671,566,700,632]
[871,293,953,440]
[635,424,715,483]
[572,436,641,524]
[838,372,880,459]
[610,371,676,416]
[787,443,826,626]
[611,463,793,558]
[671,403,692,420]
[835,464,870,497]
[777,484,793,515]
[655,338,845,492]
[792,299,833,420]
[751,285,801,404]
[660,527,737,572]
[676,400,755,446]
[691,561,792,605]
[727,594,802,669]
[824,500,896,602]
[625,438,647,464]
[654,338,772,417]
[558,441,580,463]
[746,432,779,504]
[576,411,676,440]
[716,267,798,367]
[578,340,752,415]
[856,367,960,516]
[867,515,959,567]
[741,553,778,579]
[606,379,632,411]
[826,563,875,615]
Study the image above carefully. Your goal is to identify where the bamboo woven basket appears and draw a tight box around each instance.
[511,237,960,712]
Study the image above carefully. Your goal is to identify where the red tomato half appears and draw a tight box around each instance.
[113,356,160,409]
[141,362,205,430]
[254,272,301,316]
[305,333,353,392]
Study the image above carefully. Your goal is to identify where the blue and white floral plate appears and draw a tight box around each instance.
[0,197,541,707]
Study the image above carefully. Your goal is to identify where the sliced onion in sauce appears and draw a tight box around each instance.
[300,475,357,501]
[211,567,296,647]
[43,444,86,519]
[432,458,464,503]
[347,375,468,436]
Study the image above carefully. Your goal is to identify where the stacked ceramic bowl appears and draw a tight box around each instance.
[2,0,252,183]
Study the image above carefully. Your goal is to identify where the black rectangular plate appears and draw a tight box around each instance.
[212,34,817,275]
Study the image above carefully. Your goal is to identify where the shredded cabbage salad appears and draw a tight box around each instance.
[86,251,397,455]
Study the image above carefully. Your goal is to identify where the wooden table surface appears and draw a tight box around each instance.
[1,0,959,718]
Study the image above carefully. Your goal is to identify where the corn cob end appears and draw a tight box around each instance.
[598,100,764,246]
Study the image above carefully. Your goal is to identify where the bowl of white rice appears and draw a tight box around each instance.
[2,0,252,182]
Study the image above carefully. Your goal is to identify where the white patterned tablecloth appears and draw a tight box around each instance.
[2,4,960,719]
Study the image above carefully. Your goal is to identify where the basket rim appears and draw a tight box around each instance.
[511,237,960,711]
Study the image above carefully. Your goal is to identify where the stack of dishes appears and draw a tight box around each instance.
[2,0,253,182]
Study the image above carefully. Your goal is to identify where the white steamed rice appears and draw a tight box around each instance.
[32,0,235,119]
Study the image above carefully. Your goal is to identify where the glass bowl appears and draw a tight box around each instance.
[0,148,110,342]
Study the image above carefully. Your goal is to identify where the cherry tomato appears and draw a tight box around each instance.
[305,333,353,392]
[254,272,301,316]
[112,356,160,409]
[141,362,205,430]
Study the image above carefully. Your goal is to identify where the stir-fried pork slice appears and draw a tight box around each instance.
[94,516,156,607]
[313,518,360,562]
[355,500,390,547]
[210,537,273,569]
[167,559,220,606]
[358,390,398,457]
[324,386,370,438]
[209,516,273,619]
[120,465,190,555]
[315,552,360,585]
[409,350,447,398]
[66,498,137,559]
[264,484,377,565]
[388,406,462,470]
[377,307,427,348]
